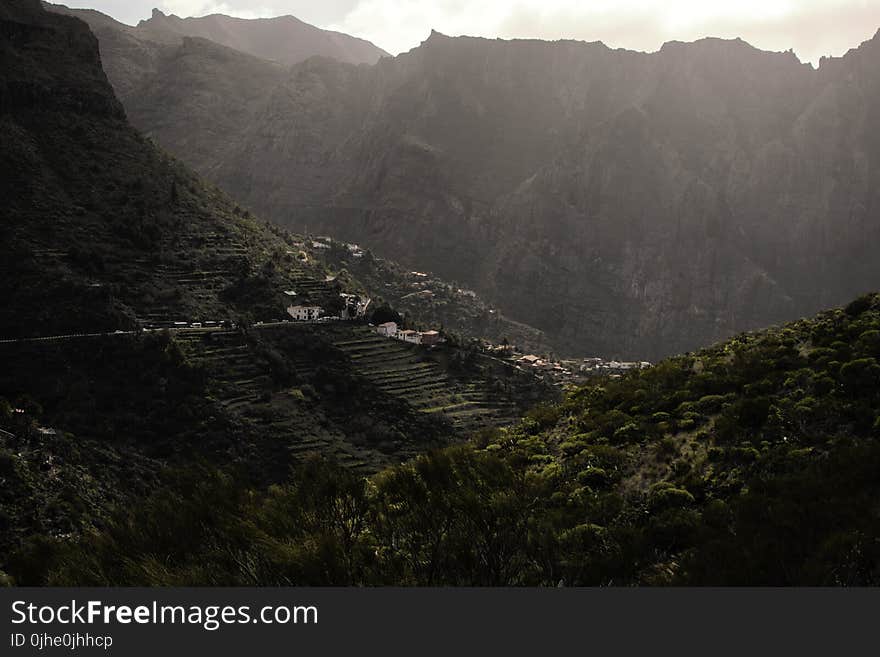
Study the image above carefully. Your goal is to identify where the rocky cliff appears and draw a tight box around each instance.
[63,16,880,359]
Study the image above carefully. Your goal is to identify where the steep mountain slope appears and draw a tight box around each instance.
[0,0,551,577]
[21,292,880,586]
[48,5,387,66]
[85,26,880,360]
[311,236,554,353]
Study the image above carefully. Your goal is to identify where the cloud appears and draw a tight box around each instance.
[329,0,880,64]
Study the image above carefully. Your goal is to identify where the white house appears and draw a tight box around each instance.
[286,305,323,321]
[376,321,398,337]
[398,329,421,344]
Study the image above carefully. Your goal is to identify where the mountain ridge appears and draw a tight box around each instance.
[48,3,388,66]
[85,24,880,360]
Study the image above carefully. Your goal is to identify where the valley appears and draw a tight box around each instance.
[2,0,880,588]
[59,1,880,360]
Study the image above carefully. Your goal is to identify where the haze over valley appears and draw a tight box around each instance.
[48,2,880,360]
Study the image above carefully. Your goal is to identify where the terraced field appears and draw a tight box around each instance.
[172,327,399,473]
[21,214,339,330]
[329,325,527,433]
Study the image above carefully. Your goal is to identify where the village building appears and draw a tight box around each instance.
[419,330,442,346]
[376,322,398,337]
[420,331,442,345]
[286,305,323,321]
[398,329,421,344]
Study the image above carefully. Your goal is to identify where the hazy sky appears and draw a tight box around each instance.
[62,0,880,65]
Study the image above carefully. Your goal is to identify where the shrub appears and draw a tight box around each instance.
[648,508,701,550]
[659,437,677,455]
[559,440,589,456]
[576,467,609,488]
[812,376,835,396]
[702,499,731,530]
[612,423,641,443]
[845,294,874,317]
[858,330,880,356]
[650,486,695,512]
[840,358,880,393]
[733,396,771,429]
[696,395,727,413]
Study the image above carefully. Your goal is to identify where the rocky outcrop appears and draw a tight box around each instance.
[1,1,125,118]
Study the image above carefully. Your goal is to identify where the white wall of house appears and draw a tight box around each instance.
[287,305,322,321]
[376,322,398,336]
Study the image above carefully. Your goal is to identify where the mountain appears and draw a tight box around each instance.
[78,25,880,360]
[43,3,388,104]
[48,5,387,66]
[19,292,880,585]
[0,0,551,577]
[135,8,388,66]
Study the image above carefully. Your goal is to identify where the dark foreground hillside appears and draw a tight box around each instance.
[10,293,880,586]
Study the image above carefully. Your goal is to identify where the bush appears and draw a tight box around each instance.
[576,467,609,488]
[733,397,771,429]
[840,358,880,393]
[696,395,727,413]
[648,508,701,550]
[845,294,874,317]
[858,330,880,356]
[649,484,695,512]
[659,437,677,455]
[612,423,641,443]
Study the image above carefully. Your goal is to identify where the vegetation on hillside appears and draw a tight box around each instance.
[9,293,879,586]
